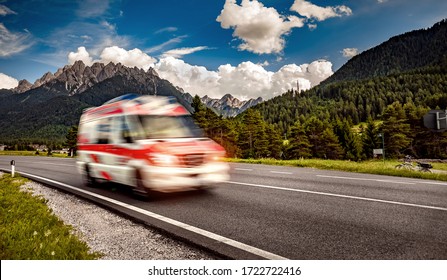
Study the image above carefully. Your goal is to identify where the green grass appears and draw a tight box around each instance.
[0,173,101,259]
[226,158,447,182]
[0,151,72,158]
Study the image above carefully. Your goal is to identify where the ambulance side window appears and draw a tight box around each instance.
[96,118,111,144]
[113,116,133,144]
[126,115,145,141]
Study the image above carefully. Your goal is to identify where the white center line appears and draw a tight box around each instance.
[270,171,293,175]
[227,181,447,212]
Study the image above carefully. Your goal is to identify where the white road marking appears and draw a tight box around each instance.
[316,175,415,185]
[227,181,447,212]
[235,168,253,171]
[270,171,293,175]
[16,171,287,260]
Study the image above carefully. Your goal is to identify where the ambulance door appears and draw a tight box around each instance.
[107,115,134,185]
[93,117,116,181]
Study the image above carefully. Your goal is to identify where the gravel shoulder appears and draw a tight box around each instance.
[4,172,216,260]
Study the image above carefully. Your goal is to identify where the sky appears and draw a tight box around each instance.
[0,0,446,100]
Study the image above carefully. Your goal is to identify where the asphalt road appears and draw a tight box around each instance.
[1,155,447,259]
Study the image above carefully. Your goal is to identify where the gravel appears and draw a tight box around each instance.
[5,173,216,260]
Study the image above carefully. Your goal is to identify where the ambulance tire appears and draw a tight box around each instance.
[132,169,151,200]
[84,164,97,188]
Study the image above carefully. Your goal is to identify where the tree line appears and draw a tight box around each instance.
[191,95,447,160]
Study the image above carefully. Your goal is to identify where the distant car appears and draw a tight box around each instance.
[76,93,229,197]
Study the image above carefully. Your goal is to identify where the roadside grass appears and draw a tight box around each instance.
[0,151,71,158]
[226,158,447,182]
[0,173,101,259]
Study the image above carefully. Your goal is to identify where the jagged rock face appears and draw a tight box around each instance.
[11,60,262,117]
[14,79,32,93]
[201,94,263,117]
[13,60,163,96]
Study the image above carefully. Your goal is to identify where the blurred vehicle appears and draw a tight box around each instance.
[76,93,229,197]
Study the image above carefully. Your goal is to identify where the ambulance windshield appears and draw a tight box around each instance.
[138,115,203,139]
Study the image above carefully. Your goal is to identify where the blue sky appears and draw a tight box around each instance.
[0,0,446,100]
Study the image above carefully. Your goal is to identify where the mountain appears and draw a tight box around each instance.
[249,19,447,134]
[201,94,263,117]
[323,19,447,85]
[0,60,263,144]
[179,91,262,117]
[0,61,194,143]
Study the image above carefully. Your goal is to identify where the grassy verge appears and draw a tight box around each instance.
[0,151,71,158]
[225,158,447,182]
[0,173,101,259]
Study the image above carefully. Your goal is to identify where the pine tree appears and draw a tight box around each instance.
[381,102,411,157]
[362,119,380,159]
[286,121,312,159]
[64,125,78,156]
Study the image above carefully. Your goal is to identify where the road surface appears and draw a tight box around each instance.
[1,156,446,259]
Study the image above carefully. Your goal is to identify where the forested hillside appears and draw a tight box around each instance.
[323,19,447,84]
[191,20,447,160]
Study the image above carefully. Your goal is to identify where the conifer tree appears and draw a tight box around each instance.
[287,121,312,159]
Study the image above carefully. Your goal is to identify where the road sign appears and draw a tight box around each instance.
[423,110,447,131]
[373,149,383,155]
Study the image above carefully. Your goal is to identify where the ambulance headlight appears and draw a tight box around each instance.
[149,153,179,166]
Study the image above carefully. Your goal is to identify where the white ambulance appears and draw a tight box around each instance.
[76,94,229,197]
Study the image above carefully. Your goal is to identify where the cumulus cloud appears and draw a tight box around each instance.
[155,57,332,100]
[0,23,33,57]
[0,73,19,89]
[290,0,352,21]
[99,46,157,70]
[342,48,359,58]
[0,4,17,16]
[67,46,333,100]
[68,46,157,70]
[68,46,94,65]
[161,46,209,58]
[216,0,304,54]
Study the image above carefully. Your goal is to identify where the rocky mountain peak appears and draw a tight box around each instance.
[33,71,55,88]
[201,94,263,117]
[13,79,33,93]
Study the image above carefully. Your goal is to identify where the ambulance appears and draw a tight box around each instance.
[76,94,230,196]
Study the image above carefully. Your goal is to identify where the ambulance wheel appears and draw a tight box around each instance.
[84,164,96,187]
[132,169,150,199]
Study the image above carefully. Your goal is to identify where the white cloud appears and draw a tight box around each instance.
[68,46,156,70]
[0,23,33,57]
[100,20,116,31]
[155,56,332,100]
[161,46,209,58]
[76,0,110,18]
[0,73,19,89]
[290,0,352,21]
[216,0,304,54]
[377,0,388,3]
[67,46,333,100]
[68,46,93,65]
[342,48,359,58]
[99,46,157,70]
[0,4,17,16]
[155,27,178,34]
[145,35,188,53]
